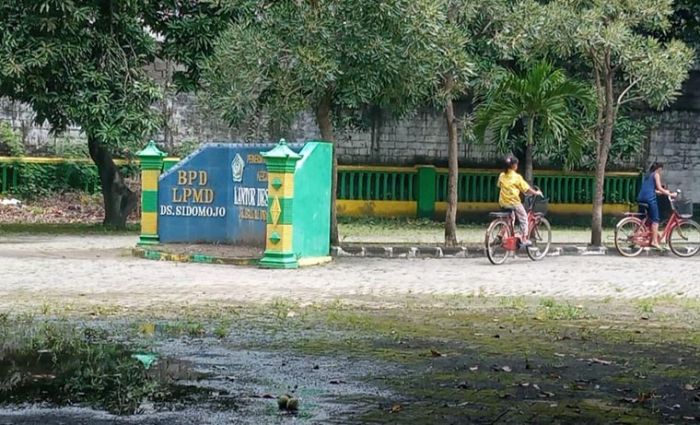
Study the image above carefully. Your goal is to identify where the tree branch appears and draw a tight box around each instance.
[614,77,642,118]
[618,95,644,107]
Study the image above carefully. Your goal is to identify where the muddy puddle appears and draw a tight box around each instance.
[1,303,700,424]
[0,318,398,424]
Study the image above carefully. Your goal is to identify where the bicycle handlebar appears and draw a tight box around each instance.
[527,185,545,199]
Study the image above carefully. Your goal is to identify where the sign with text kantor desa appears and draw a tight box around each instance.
[157,143,301,245]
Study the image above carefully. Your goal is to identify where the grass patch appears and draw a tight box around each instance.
[536,299,589,320]
[636,299,656,314]
[0,319,158,414]
[0,222,139,234]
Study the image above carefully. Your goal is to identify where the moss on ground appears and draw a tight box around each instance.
[3,296,700,423]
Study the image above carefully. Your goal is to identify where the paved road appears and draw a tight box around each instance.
[1,235,698,311]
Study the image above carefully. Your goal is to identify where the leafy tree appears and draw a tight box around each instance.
[420,1,507,246]
[498,0,695,246]
[667,0,700,46]
[201,0,450,244]
[474,62,594,182]
[0,0,161,228]
[144,1,240,93]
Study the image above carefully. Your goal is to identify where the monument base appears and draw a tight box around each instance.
[258,251,299,269]
[138,235,160,245]
[298,256,333,267]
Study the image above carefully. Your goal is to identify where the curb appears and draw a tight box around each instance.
[131,244,677,265]
[132,247,259,266]
[332,244,674,259]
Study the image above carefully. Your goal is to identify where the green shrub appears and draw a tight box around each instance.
[0,122,24,156]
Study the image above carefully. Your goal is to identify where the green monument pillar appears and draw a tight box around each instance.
[259,140,302,269]
[137,140,166,245]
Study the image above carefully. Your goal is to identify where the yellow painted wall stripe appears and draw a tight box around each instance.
[141,212,158,235]
[266,223,294,252]
[339,200,633,217]
[0,156,134,165]
[434,202,632,215]
[337,200,417,217]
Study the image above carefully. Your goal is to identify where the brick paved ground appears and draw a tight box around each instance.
[1,235,698,312]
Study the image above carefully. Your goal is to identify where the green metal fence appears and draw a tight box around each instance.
[338,166,640,208]
[0,162,18,193]
[1,158,640,210]
[0,158,139,195]
[338,168,417,201]
[435,173,500,203]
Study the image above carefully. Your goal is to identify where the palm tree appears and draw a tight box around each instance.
[474,62,594,182]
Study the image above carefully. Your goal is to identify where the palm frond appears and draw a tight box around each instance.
[473,60,595,167]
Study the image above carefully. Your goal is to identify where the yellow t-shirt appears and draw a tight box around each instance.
[498,170,530,207]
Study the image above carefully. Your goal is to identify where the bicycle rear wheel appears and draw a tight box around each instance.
[527,217,551,261]
[669,220,700,257]
[614,217,645,257]
[485,220,511,265]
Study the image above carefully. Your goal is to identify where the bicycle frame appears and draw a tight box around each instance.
[498,209,541,252]
[631,210,683,246]
[485,191,552,265]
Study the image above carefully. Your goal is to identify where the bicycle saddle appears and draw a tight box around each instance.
[489,209,514,218]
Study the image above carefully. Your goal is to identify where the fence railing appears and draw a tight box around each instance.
[0,156,168,195]
[338,166,417,201]
[337,165,640,217]
[0,157,640,217]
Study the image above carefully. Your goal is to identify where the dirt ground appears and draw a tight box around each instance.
[1,234,700,424]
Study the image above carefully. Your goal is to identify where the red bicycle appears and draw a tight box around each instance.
[485,190,552,265]
[614,190,700,257]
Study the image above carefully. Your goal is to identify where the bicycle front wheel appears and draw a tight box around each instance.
[614,217,645,257]
[527,217,552,261]
[485,220,511,265]
[669,220,700,257]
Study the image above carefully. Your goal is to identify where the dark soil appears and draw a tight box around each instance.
[1,300,699,424]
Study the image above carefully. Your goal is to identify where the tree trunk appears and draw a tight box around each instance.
[444,79,458,247]
[315,92,338,245]
[524,116,534,184]
[88,135,137,229]
[591,67,615,247]
[162,59,175,153]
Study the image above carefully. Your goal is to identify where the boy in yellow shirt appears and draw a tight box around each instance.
[497,156,542,246]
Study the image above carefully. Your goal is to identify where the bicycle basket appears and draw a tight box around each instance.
[533,197,548,215]
[674,198,694,218]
